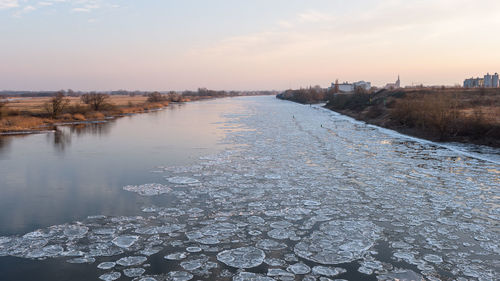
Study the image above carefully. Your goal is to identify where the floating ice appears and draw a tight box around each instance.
[165,252,187,260]
[311,266,347,277]
[423,254,443,264]
[97,262,116,270]
[267,268,295,278]
[123,183,172,196]
[186,247,201,253]
[166,177,199,185]
[256,239,287,251]
[232,272,275,281]
[63,225,89,238]
[99,272,121,281]
[217,247,265,268]
[377,270,424,281]
[267,228,294,240]
[180,258,206,271]
[116,256,147,266]
[167,271,193,281]
[287,263,311,274]
[295,220,382,265]
[123,267,146,278]
[67,257,95,264]
[112,235,139,248]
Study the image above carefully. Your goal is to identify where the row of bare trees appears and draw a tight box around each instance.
[44,92,110,118]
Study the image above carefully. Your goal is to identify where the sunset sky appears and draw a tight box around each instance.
[1,0,500,91]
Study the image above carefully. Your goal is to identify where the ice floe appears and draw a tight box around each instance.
[217,247,265,269]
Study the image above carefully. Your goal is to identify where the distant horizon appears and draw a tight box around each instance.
[1,0,499,91]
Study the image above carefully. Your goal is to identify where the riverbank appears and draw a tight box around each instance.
[0,95,172,134]
[278,88,500,147]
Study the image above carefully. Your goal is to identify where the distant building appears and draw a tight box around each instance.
[353,81,372,91]
[484,73,492,88]
[492,73,499,88]
[464,77,484,88]
[330,80,371,93]
[384,75,401,89]
[464,72,499,88]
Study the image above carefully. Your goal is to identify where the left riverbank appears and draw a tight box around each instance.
[0,95,171,134]
[1,90,277,134]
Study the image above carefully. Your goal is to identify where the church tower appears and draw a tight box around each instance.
[396,75,401,88]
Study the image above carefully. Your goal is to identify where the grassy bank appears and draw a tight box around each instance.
[0,95,172,133]
[1,90,276,134]
[278,88,500,147]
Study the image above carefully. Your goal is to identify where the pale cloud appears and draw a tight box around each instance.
[12,4,36,17]
[4,0,110,14]
[298,10,334,23]
[72,7,90,12]
[186,0,500,87]
[38,1,54,6]
[0,0,19,9]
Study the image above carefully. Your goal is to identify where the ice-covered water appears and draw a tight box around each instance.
[0,96,498,280]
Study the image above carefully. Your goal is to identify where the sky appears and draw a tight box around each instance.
[1,0,500,91]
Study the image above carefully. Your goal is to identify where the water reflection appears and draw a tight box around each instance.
[67,121,113,137]
[0,99,234,236]
[0,136,11,155]
[47,129,71,153]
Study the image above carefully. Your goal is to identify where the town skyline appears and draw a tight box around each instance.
[1,0,500,91]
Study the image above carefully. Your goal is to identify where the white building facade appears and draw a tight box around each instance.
[330,80,372,93]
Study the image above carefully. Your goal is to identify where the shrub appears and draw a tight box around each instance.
[60,113,73,120]
[147,92,166,103]
[73,114,86,121]
[85,112,105,120]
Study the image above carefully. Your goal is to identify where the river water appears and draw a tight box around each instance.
[0,96,498,281]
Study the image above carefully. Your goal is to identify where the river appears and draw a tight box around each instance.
[0,96,498,281]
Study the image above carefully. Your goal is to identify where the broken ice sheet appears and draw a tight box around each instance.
[123,183,172,196]
[295,220,382,265]
[166,176,200,185]
[116,256,147,266]
[99,272,121,281]
[112,235,139,248]
[217,247,265,269]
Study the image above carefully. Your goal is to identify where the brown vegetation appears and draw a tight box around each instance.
[0,95,169,133]
[44,92,70,118]
[276,86,328,104]
[0,89,275,133]
[81,93,110,111]
[322,87,500,147]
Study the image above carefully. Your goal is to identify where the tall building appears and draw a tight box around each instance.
[463,72,499,88]
[484,73,492,88]
[493,73,499,88]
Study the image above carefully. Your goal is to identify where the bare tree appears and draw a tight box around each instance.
[146,92,165,103]
[81,92,110,111]
[45,92,70,118]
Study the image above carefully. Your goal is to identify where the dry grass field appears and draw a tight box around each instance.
[4,95,149,114]
[0,95,168,133]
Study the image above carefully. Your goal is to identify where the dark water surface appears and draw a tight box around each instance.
[0,99,238,236]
